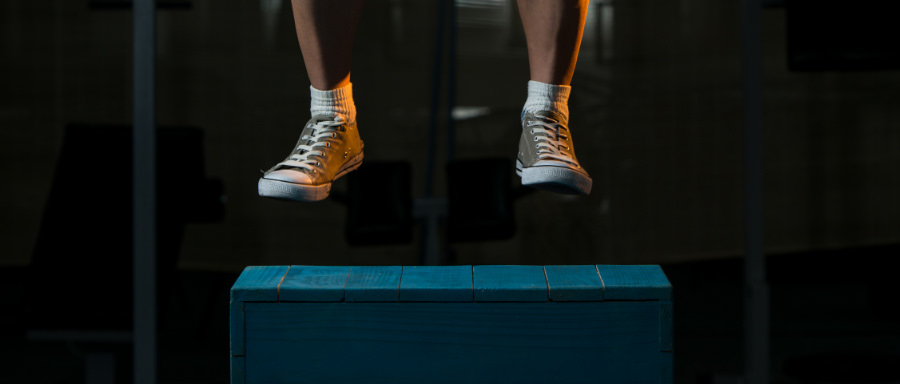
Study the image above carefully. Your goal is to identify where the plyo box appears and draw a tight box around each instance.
[230,265,673,384]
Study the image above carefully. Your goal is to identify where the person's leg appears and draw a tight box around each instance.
[258,0,366,202]
[292,0,365,91]
[515,0,592,195]
[292,0,364,122]
[517,0,588,86]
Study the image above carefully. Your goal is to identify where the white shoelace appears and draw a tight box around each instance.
[277,117,345,173]
[527,115,577,165]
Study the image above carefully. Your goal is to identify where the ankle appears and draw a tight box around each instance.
[522,80,570,122]
[310,83,357,123]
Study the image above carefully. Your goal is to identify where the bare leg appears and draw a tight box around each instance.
[291,0,365,90]
[516,0,589,85]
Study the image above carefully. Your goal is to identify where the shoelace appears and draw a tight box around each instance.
[527,115,577,165]
[277,117,345,173]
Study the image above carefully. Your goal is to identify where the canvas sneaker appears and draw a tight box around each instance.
[258,115,364,202]
[516,110,592,195]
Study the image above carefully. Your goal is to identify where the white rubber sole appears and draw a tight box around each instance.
[516,159,592,195]
[258,152,364,202]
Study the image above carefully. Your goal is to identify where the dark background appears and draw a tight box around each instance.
[2,0,899,383]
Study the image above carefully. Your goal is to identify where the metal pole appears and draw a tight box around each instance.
[420,0,448,265]
[740,0,769,383]
[424,0,447,198]
[446,0,457,163]
[133,0,157,383]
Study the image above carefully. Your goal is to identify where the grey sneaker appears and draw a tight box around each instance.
[258,115,364,202]
[516,110,592,195]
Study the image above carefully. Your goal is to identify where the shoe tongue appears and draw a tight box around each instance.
[535,110,568,125]
[310,114,336,124]
[301,114,337,145]
[299,126,316,147]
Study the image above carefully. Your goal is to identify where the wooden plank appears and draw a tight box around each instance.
[544,265,604,301]
[660,351,673,384]
[230,265,290,303]
[345,266,402,302]
[230,265,290,355]
[230,355,245,384]
[279,266,351,302]
[229,302,244,356]
[596,265,672,300]
[245,302,659,384]
[660,300,673,352]
[473,265,548,302]
[399,265,472,302]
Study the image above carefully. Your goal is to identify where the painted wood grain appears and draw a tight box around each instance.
[399,265,473,302]
[229,265,289,355]
[345,266,402,302]
[244,302,660,384]
[230,355,245,384]
[473,265,548,302]
[229,303,244,356]
[279,266,351,302]
[660,351,673,384]
[230,265,290,303]
[660,300,673,352]
[596,264,672,300]
[543,265,604,301]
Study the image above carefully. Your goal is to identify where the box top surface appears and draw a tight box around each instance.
[231,265,671,303]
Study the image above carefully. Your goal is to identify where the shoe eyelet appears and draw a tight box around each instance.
[529,129,534,134]
[533,136,538,141]
[534,144,539,149]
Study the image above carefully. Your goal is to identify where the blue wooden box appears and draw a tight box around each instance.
[231,265,673,384]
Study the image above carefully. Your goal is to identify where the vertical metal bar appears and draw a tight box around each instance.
[133,0,157,383]
[424,0,447,198]
[446,0,457,163]
[420,0,448,265]
[740,0,769,383]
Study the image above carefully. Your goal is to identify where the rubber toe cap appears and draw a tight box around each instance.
[264,169,313,185]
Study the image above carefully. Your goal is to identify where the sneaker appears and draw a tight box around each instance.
[516,110,592,195]
[258,115,364,202]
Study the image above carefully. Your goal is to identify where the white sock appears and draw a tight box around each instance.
[522,80,571,121]
[310,83,356,122]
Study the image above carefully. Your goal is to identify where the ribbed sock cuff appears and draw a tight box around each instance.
[522,80,571,121]
[310,83,356,122]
